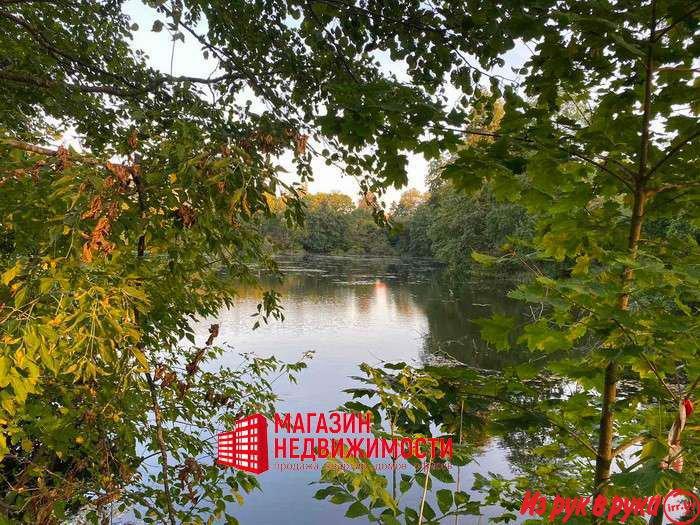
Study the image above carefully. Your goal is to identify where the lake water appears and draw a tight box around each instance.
[186,255,525,524]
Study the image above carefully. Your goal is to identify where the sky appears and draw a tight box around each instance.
[122,0,530,205]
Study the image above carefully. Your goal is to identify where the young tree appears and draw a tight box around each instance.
[441,0,700,500]
[301,0,698,512]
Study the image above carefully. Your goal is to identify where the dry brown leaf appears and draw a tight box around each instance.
[81,196,103,220]
[295,133,308,155]
[127,129,139,150]
[176,204,196,227]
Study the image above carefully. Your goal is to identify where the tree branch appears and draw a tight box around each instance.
[0,10,133,85]
[646,128,700,179]
[561,146,635,191]
[638,5,656,183]
[653,5,700,41]
[0,0,70,6]
[159,2,297,122]
[0,70,137,96]
[640,353,681,403]
[606,314,681,404]
[305,3,360,84]
[145,373,177,525]
[1,138,113,169]
[646,179,700,196]
[438,123,636,191]
[1,8,242,98]
[686,376,700,397]
[318,0,518,85]
[2,138,60,156]
[0,69,243,97]
[132,159,177,525]
[468,391,598,458]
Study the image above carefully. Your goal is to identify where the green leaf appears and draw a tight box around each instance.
[454,491,469,506]
[345,501,369,518]
[514,362,539,379]
[429,465,454,483]
[21,438,33,452]
[422,501,436,520]
[399,474,412,493]
[330,493,354,505]
[14,286,28,308]
[0,357,10,385]
[414,473,431,491]
[436,489,453,514]
[53,501,66,520]
[475,314,515,351]
[675,296,692,316]
[518,320,571,353]
[380,511,401,525]
[314,488,331,500]
[471,251,498,266]
[571,255,590,276]
[609,33,644,56]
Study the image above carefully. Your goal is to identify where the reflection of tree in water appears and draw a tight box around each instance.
[236,256,530,369]
[409,281,531,370]
[421,361,591,495]
[497,411,582,481]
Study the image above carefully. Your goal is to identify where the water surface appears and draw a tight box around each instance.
[190,255,525,524]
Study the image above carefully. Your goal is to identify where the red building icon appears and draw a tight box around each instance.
[217,413,269,474]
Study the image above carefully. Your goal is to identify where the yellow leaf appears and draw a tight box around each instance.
[131,347,150,370]
[0,394,14,415]
[0,356,10,380]
[0,436,8,460]
[572,255,590,276]
[2,261,22,286]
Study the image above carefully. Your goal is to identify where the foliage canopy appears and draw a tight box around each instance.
[1,0,699,522]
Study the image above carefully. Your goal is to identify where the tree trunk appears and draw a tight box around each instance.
[594,0,655,493]
[594,361,617,491]
[594,180,648,495]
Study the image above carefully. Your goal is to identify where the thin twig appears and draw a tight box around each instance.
[132,156,177,525]
[417,451,433,525]
[454,399,464,525]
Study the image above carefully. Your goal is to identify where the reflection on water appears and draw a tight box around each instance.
[190,255,528,524]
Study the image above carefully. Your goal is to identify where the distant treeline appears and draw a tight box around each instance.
[260,177,534,285]
[262,176,699,287]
